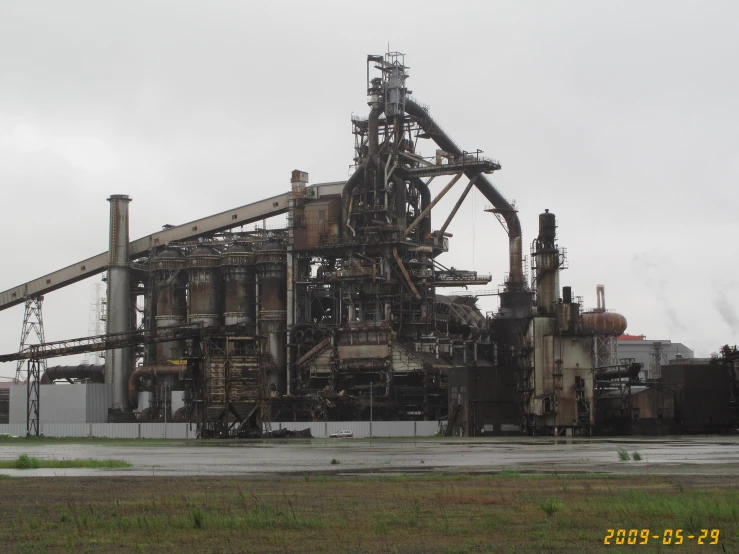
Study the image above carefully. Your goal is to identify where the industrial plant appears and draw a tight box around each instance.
[0,52,736,438]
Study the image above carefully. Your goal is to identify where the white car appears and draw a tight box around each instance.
[329,430,354,438]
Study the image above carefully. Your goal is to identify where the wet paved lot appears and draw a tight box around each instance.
[1,436,738,477]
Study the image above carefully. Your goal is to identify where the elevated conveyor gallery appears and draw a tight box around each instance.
[0,182,345,311]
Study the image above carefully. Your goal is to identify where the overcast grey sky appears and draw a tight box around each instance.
[1,1,738,378]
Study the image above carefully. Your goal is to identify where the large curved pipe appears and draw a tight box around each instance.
[412,177,432,239]
[341,162,367,237]
[343,106,385,234]
[405,99,523,285]
[41,364,105,385]
[448,303,480,339]
[368,106,383,157]
[393,175,407,229]
[457,303,490,339]
[128,365,183,404]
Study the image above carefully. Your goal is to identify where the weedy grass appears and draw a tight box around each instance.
[0,474,737,553]
[617,447,631,461]
[0,455,130,469]
[632,452,642,461]
[539,498,564,516]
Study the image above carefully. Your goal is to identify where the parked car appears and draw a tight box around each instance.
[329,430,353,438]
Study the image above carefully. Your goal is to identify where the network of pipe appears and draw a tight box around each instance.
[94,52,525,432]
[67,51,633,437]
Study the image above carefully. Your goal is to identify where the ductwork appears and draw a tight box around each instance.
[447,302,479,339]
[393,175,407,229]
[41,364,105,385]
[404,99,524,286]
[342,106,385,235]
[597,363,641,380]
[341,162,367,237]
[412,177,432,239]
[456,303,490,339]
[368,106,383,157]
[128,365,184,404]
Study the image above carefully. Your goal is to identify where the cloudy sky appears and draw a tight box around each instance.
[1,1,738,378]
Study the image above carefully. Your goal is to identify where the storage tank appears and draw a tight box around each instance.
[152,247,187,361]
[221,243,255,327]
[187,245,221,327]
[255,240,287,393]
[580,311,628,336]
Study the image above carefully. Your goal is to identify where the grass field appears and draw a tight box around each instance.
[0,454,131,469]
[1,473,736,553]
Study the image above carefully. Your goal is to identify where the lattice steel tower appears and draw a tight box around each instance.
[14,297,47,384]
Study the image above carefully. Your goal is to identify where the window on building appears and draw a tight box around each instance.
[483,418,494,432]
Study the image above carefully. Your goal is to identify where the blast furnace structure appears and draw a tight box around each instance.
[0,52,643,437]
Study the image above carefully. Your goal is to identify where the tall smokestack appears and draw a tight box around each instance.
[106,194,133,410]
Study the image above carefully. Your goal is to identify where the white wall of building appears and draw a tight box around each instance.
[9,383,112,424]
[618,339,694,379]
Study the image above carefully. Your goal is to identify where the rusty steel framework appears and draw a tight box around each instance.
[0,51,545,437]
[0,50,657,438]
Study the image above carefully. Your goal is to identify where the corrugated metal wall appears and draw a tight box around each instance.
[86,385,113,422]
[0,423,27,436]
[0,421,438,439]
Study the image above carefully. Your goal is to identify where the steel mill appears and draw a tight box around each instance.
[1,52,736,437]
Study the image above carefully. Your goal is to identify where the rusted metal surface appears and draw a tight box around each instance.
[40,364,105,384]
[187,246,220,324]
[581,311,628,336]
[221,243,255,325]
[153,248,188,361]
[393,247,421,300]
[204,357,261,405]
[128,364,184,403]
[294,337,331,367]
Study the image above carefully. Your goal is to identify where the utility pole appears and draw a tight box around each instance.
[370,381,373,438]
[163,382,169,439]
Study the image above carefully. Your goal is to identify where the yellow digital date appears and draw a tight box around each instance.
[603,528,720,545]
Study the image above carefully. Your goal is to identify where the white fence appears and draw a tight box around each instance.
[269,421,441,438]
[0,423,194,439]
[0,421,440,439]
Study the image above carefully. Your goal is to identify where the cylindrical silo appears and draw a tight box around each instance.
[152,247,187,361]
[221,243,255,328]
[106,194,133,410]
[255,240,287,393]
[187,245,221,328]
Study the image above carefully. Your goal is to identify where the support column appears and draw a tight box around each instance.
[286,170,308,396]
[106,194,133,410]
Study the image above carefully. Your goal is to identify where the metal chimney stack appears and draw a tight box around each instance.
[106,194,133,410]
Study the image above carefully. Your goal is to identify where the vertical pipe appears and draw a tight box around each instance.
[106,194,132,410]
[393,175,407,230]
